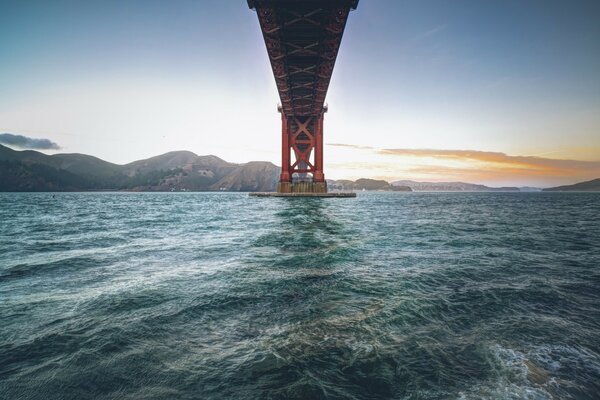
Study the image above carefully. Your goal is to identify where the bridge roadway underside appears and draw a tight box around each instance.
[248,0,358,194]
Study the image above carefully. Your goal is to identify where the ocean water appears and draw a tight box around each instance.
[1,192,599,400]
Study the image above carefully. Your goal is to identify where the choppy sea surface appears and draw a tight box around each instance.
[1,192,600,400]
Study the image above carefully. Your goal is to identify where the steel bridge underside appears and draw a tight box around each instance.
[248,0,358,193]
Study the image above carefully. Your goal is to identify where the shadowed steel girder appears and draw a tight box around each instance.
[248,0,358,116]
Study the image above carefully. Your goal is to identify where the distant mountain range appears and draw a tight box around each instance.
[1,145,597,192]
[0,144,278,192]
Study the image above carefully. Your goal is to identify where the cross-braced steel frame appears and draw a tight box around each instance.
[248,0,358,192]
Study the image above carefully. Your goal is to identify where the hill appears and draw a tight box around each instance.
[0,145,279,192]
[391,180,519,192]
[542,178,600,192]
[328,178,411,191]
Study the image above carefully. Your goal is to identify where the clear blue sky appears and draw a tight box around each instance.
[1,0,599,186]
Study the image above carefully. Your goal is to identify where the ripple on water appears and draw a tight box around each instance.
[0,192,599,399]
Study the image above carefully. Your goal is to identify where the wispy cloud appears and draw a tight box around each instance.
[0,133,61,150]
[327,143,374,150]
[377,148,600,176]
[414,24,448,41]
[326,144,600,186]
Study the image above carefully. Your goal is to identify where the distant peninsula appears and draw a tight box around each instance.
[542,178,600,192]
[390,180,520,192]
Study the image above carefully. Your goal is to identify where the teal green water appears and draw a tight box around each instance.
[1,192,599,399]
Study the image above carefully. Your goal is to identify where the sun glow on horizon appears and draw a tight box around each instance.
[325,144,600,187]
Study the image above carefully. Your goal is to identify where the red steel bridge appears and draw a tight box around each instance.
[248,0,359,194]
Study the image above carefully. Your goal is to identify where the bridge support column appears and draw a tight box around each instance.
[311,114,327,193]
[277,111,292,193]
[276,112,327,194]
[314,114,325,183]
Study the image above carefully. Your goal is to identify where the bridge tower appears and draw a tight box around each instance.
[248,0,359,194]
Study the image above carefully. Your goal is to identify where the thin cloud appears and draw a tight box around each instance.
[415,24,448,40]
[327,144,600,185]
[327,143,374,150]
[0,133,61,150]
[377,148,600,175]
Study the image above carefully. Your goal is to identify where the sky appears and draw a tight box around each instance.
[1,0,599,187]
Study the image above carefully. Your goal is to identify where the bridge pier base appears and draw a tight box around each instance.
[277,181,327,194]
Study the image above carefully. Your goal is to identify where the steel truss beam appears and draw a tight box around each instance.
[249,0,358,191]
[250,0,358,117]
